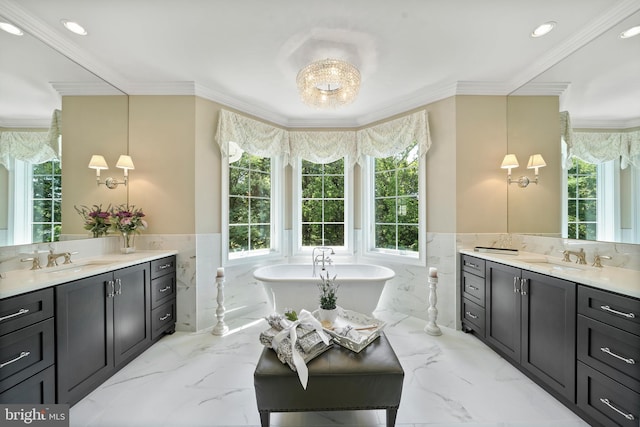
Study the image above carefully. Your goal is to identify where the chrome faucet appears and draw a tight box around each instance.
[562,248,587,265]
[312,246,335,277]
[47,250,74,267]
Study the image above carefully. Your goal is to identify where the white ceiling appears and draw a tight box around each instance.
[1,0,639,128]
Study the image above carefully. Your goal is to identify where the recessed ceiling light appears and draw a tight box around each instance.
[531,21,556,38]
[61,19,87,35]
[619,25,640,39]
[0,21,24,36]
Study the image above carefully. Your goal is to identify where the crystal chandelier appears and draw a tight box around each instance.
[296,59,361,109]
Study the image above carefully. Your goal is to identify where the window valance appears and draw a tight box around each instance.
[216,109,432,166]
[561,111,639,169]
[0,110,61,169]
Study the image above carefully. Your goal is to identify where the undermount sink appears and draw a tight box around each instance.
[524,258,595,272]
[41,260,116,274]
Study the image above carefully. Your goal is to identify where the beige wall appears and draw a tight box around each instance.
[61,95,128,235]
[0,165,7,229]
[455,96,509,233]
[507,96,561,234]
[195,97,222,234]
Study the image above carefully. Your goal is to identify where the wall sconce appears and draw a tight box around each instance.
[500,153,546,188]
[88,154,135,189]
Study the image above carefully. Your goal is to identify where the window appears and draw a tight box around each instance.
[299,159,346,247]
[31,160,62,243]
[566,158,598,240]
[228,152,273,258]
[364,142,423,261]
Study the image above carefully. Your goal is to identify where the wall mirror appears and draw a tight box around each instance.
[0,16,126,247]
[507,9,640,244]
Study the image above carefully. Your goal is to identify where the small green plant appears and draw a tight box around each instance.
[284,309,298,321]
[318,273,339,310]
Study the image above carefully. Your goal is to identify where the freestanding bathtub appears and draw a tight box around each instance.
[253,264,395,315]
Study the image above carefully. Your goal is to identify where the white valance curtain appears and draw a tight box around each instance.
[561,111,640,169]
[0,109,61,169]
[216,109,432,166]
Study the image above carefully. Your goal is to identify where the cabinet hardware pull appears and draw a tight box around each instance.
[599,398,635,421]
[115,278,123,295]
[600,347,636,365]
[465,311,478,319]
[159,286,171,293]
[600,305,635,319]
[160,313,172,321]
[0,308,30,322]
[0,351,30,368]
[520,278,528,296]
[106,280,115,298]
[513,276,519,293]
[159,263,172,270]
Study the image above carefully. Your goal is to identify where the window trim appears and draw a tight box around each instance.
[222,154,284,266]
[361,150,426,266]
[291,157,354,258]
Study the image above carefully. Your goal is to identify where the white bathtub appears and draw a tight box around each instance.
[253,264,395,315]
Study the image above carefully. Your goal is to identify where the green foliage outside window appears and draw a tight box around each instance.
[567,159,597,240]
[301,159,345,246]
[374,143,419,252]
[229,152,271,253]
[32,160,62,243]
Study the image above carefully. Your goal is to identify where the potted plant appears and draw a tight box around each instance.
[318,273,339,327]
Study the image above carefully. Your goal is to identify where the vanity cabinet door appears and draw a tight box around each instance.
[521,270,576,402]
[485,261,522,362]
[56,272,114,405]
[113,264,151,368]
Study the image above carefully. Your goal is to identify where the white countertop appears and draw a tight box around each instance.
[0,250,177,300]
[460,249,640,299]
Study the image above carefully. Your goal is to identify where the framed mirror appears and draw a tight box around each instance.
[507,10,640,244]
[0,15,126,247]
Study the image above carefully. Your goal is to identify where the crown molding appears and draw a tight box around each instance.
[572,117,640,130]
[508,82,571,96]
[506,0,640,91]
[0,118,50,128]
[51,81,124,96]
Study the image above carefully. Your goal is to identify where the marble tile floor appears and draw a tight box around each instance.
[70,309,590,427]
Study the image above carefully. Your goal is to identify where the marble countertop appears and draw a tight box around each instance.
[460,249,640,299]
[0,250,177,300]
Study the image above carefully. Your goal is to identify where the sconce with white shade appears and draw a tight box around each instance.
[88,154,135,189]
[500,153,546,188]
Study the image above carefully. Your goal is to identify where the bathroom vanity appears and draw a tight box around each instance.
[460,250,640,427]
[0,252,177,406]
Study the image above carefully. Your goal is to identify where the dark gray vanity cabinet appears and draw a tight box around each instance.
[482,259,577,402]
[576,286,640,426]
[56,263,151,405]
[0,288,56,403]
[460,255,486,337]
[150,256,177,339]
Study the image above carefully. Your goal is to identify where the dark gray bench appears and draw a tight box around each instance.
[254,333,404,427]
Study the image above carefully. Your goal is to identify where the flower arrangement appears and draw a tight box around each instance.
[110,205,148,234]
[74,204,111,237]
[318,273,339,310]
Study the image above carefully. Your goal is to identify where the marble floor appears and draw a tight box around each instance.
[70,309,590,427]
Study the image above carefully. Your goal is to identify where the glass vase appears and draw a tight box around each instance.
[120,231,136,254]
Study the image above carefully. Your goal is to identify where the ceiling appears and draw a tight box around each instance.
[1,0,639,128]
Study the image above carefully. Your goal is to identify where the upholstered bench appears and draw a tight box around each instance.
[253,333,404,427]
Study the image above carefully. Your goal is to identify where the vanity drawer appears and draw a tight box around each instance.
[577,361,640,427]
[0,288,54,337]
[462,255,485,278]
[462,271,485,307]
[462,298,485,336]
[151,274,176,308]
[151,256,176,280]
[0,365,55,404]
[578,286,640,336]
[578,315,640,392]
[0,318,54,386]
[151,300,175,340]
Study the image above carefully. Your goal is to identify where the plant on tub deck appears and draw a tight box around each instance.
[110,205,148,253]
[74,204,111,237]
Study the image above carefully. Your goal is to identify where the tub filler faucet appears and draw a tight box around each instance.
[312,246,335,277]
